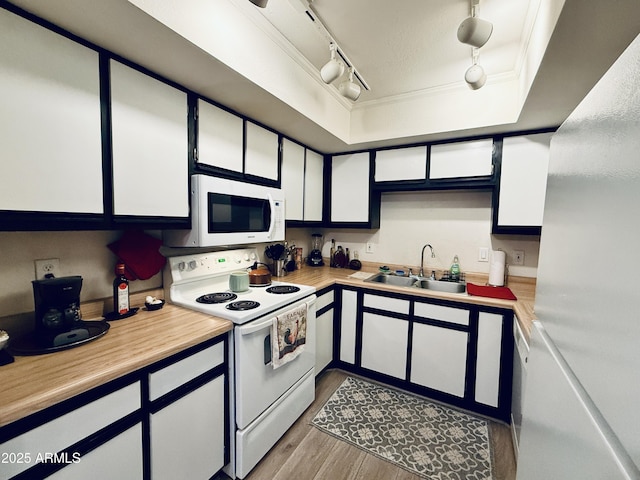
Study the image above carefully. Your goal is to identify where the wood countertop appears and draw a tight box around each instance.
[281,264,536,341]
[0,290,232,428]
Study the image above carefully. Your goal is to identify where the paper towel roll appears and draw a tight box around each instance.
[488,250,506,286]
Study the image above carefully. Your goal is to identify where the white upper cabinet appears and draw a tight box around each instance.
[303,149,324,222]
[496,132,552,229]
[375,146,427,182]
[0,8,103,214]
[281,138,305,220]
[281,139,324,222]
[429,139,494,179]
[110,60,189,218]
[331,152,371,223]
[197,99,243,173]
[245,121,279,181]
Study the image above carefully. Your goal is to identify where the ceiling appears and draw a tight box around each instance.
[5,0,640,153]
[253,0,534,102]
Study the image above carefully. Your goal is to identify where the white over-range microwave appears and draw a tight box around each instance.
[164,175,285,247]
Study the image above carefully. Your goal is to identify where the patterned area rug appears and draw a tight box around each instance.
[312,376,494,480]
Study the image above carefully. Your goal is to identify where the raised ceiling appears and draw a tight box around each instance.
[6,0,640,152]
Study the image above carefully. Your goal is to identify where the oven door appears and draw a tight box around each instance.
[234,295,316,430]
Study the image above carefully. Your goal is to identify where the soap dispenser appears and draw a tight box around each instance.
[450,255,461,281]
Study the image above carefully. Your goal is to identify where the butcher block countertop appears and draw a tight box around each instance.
[0,289,232,428]
[282,264,536,341]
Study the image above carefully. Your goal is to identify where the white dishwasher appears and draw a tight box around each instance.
[511,316,529,456]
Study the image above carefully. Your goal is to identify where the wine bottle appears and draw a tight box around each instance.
[113,263,130,315]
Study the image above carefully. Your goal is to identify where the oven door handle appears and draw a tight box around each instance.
[240,316,274,336]
[239,297,316,336]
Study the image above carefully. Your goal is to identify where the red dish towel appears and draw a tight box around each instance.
[108,230,166,280]
[467,283,517,301]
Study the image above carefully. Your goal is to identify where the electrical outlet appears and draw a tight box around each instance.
[478,247,489,262]
[365,242,375,254]
[513,250,525,266]
[35,258,60,279]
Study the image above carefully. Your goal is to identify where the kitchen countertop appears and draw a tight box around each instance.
[0,266,535,430]
[280,264,536,341]
[0,289,233,428]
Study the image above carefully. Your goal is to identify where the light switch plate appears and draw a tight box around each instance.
[478,247,489,262]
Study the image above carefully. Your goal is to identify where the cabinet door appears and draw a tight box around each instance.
[497,132,552,228]
[303,149,324,222]
[315,308,334,375]
[429,139,493,179]
[339,289,358,364]
[475,312,504,408]
[281,138,305,221]
[0,9,103,214]
[110,60,188,218]
[245,121,279,181]
[0,382,140,479]
[331,152,370,223]
[151,375,225,480]
[375,146,427,182]
[197,99,243,173]
[361,313,408,379]
[411,323,468,397]
[48,424,143,480]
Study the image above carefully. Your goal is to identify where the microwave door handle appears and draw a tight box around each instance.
[267,193,276,240]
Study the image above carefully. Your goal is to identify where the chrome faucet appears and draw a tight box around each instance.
[419,244,435,277]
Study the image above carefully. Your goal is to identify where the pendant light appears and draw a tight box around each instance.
[248,0,268,7]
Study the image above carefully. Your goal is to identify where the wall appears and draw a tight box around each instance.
[0,231,162,318]
[287,190,540,278]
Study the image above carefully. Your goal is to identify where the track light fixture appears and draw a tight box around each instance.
[464,48,487,90]
[457,0,493,48]
[320,43,345,84]
[338,68,361,101]
[248,0,268,7]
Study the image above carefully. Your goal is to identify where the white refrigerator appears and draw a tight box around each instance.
[516,33,640,479]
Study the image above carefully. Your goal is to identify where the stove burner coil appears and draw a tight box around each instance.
[196,292,237,304]
[226,300,260,311]
[266,285,301,294]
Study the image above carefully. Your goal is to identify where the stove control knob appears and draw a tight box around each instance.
[250,252,257,261]
[234,256,243,264]
[188,260,198,270]
[177,261,186,271]
[243,253,250,262]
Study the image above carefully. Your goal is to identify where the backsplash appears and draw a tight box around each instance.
[286,190,540,279]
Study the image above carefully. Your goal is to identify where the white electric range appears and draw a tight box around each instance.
[164,248,317,479]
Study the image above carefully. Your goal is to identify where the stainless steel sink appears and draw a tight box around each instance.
[364,273,417,288]
[365,273,466,294]
[417,279,466,294]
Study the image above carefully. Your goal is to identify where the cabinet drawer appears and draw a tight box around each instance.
[363,294,410,315]
[0,382,140,480]
[414,302,469,326]
[149,342,224,401]
[316,290,334,311]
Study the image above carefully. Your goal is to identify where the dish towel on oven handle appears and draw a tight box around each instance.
[271,302,307,369]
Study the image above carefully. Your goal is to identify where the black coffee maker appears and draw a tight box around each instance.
[32,276,83,335]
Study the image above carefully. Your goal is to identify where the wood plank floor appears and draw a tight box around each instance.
[228,369,517,480]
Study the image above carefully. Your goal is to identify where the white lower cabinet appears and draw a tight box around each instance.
[334,286,513,422]
[315,289,335,375]
[150,376,225,480]
[48,424,143,480]
[339,289,358,364]
[361,313,408,379]
[410,323,468,397]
